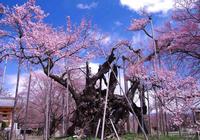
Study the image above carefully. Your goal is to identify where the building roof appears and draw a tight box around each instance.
[0,97,15,107]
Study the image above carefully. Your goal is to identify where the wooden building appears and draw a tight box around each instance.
[0,97,15,127]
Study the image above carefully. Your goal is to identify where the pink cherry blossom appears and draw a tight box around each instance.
[127,63,148,80]
[128,18,150,31]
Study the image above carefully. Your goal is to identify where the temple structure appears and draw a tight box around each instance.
[0,97,15,127]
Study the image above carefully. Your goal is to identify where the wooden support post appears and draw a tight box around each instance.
[23,67,32,140]
[45,58,51,140]
[139,89,144,132]
[101,71,111,140]
[123,57,130,132]
[110,119,120,140]
[97,46,149,140]
[62,90,65,136]
[95,119,101,139]
[147,91,151,135]
[155,96,160,139]
[66,77,69,134]
[10,59,21,140]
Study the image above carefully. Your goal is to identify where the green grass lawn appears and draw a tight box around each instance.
[121,133,185,140]
[51,133,192,140]
[52,133,199,140]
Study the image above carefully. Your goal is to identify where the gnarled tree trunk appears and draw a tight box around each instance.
[43,48,148,137]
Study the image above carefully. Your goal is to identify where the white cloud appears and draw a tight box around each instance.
[5,73,29,95]
[4,69,44,96]
[120,0,175,13]
[102,36,111,45]
[77,2,98,10]
[89,62,100,74]
[93,32,112,45]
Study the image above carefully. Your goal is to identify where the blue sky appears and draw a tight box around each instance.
[1,0,174,94]
[1,0,172,37]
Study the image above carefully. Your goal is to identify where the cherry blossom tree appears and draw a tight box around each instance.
[1,0,199,138]
[0,0,149,138]
[16,72,75,137]
[150,69,199,126]
[128,18,150,31]
[127,0,200,77]
[126,55,200,129]
[125,0,200,132]
[156,0,200,76]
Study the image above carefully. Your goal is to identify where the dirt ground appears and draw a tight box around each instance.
[16,136,43,140]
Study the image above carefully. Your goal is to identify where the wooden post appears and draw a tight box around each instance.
[97,47,149,140]
[123,57,130,132]
[175,94,181,136]
[101,71,111,140]
[63,58,69,135]
[118,68,122,96]
[95,119,101,139]
[196,131,200,140]
[48,79,53,137]
[147,91,151,135]
[10,59,21,140]
[45,58,51,140]
[164,112,168,136]
[150,16,161,139]
[139,89,144,132]
[62,90,65,136]
[110,119,120,140]
[158,101,163,134]
[63,73,69,136]
[155,96,160,139]
[66,77,69,134]
[23,67,32,140]
[45,83,49,140]
[160,100,165,135]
